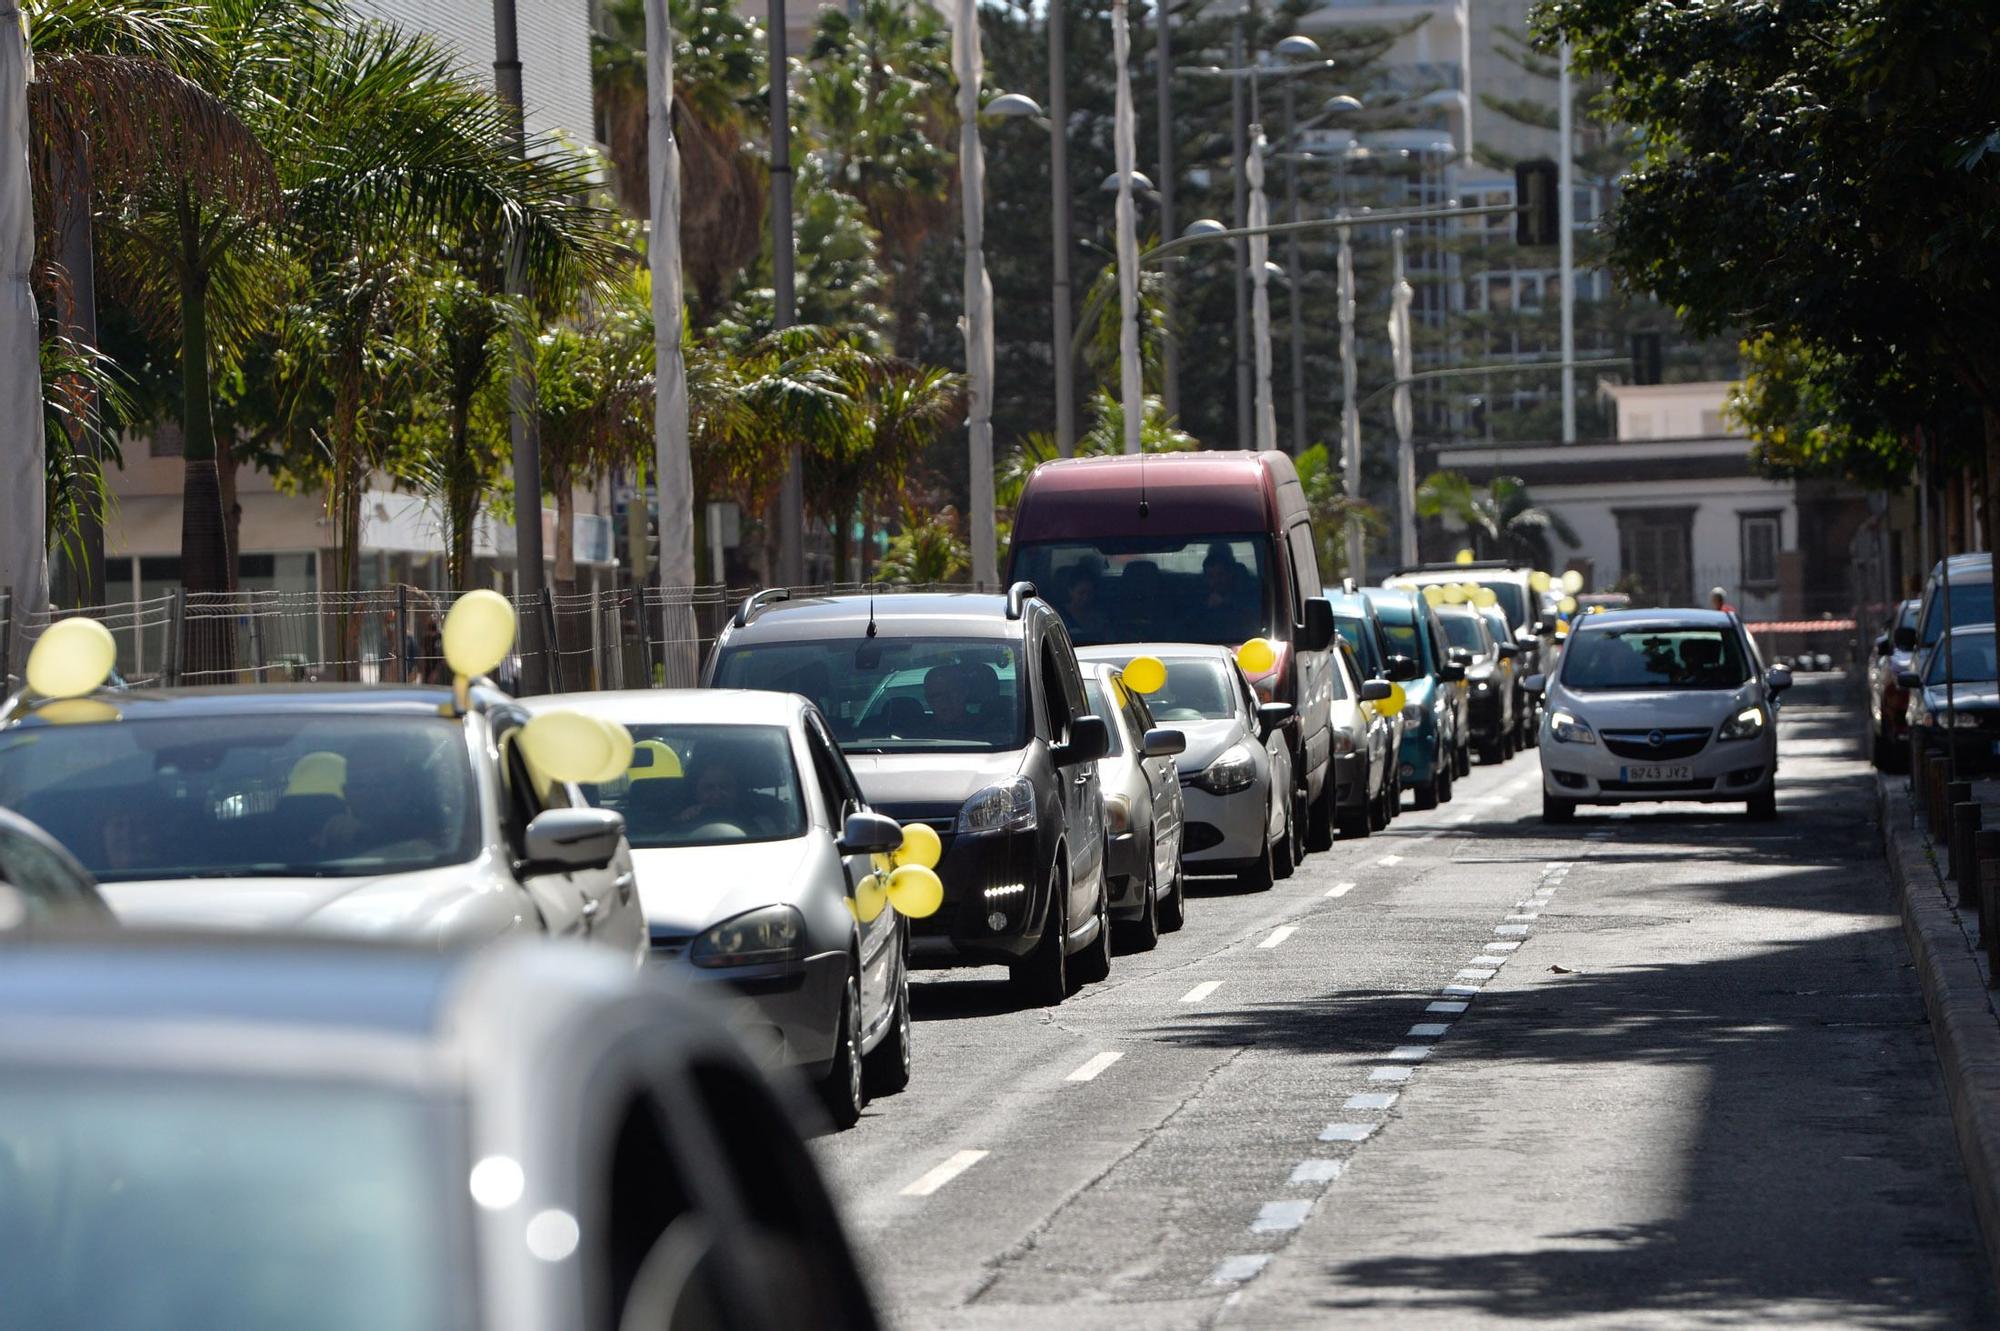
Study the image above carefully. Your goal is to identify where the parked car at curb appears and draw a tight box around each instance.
[1079,660,1188,946]
[0,935,882,1330]
[1327,585,1414,823]
[1082,644,1295,891]
[1900,624,2000,778]
[1529,608,1791,822]
[706,588,1112,1007]
[1328,640,1396,835]
[0,685,647,960]
[1438,602,1518,764]
[1362,586,1467,810]
[1869,598,1921,770]
[518,689,913,1128]
[1906,554,1993,669]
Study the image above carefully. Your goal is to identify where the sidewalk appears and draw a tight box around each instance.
[1877,771,2000,1292]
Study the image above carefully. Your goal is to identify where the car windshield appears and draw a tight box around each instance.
[1010,535,1276,647]
[1369,601,1435,671]
[0,715,478,883]
[577,724,805,848]
[1560,626,1751,691]
[714,638,1026,754]
[1481,610,1513,647]
[1081,680,1127,757]
[1925,636,2000,686]
[1440,614,1487,655]
[1919,576,1994,647]
[1333,613,1383,673]
[0,1074,459,1330]
[1145,659,1237,723]
[1481,581,1529,628]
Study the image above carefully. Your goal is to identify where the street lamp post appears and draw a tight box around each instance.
[955,0,996,587]
[1153,0,1179,421]
[769,0,803,584]
[1047,0,1076,453]
[493,0,546,688]
[1112,0,1143,455]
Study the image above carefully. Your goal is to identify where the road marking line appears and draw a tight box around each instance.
[1065,1051,1123,1083]
[1327,881,1356,898]
[1486,941,1521,952]
[1251,1199,1315,1233]
[1210,1255,1271,1285]
[1453,814,1477,825]
[1377,854,1404,866]
[1344,1091,1399,1111]
[1467,956,1505,969]
[1180,980,1223,1004]
[1494,924,1530,936]
[1258,925,1297,949]
[1427,1000,1469,1015]
[1455,968,1497,980]
[1442,983,1482,997]
[1386,1044,1433,1061]
[1369,1065,1415,1082]
[1319,1122,1379,1142]
[899,1149,988,1197]
[1409,1022,1451,1037]
[1478,795,1509,805]
[1289,1159,1345,1185]
[1506,913,1540,921]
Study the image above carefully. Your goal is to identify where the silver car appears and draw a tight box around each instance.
[0,685,647,959]
[1529,609,1792,822]
[1082,645,1295,891]
[521,690,913,1129]
[1080,661,1189,946]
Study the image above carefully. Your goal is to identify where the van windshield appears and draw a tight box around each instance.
[1011,536,1276,647]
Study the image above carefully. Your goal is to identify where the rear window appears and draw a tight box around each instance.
[1011,536,1276,647]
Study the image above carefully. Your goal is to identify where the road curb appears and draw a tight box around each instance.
[1878,773,2000,1294]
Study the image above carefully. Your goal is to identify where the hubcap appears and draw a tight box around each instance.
[845,978,863,1108]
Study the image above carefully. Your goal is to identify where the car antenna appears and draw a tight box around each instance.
[1138,452,1149,519]
[866,594,878,638]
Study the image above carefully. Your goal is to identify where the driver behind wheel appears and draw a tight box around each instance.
[673,743,791,838]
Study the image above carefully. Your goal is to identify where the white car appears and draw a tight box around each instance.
[1080,645,1295,891]
[520,689,912,1129]
[0,684,647,959]
[1528,609,1791,821]
[1080,661,1189,947]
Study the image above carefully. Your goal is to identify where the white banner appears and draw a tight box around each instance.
[1247,126,1276,452]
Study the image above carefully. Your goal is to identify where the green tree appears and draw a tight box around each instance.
[878,501,969,584]
[1415,470,1576,567]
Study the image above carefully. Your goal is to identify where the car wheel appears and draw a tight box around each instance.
[862,948,913,1097]
[1072,865,1113,985]
[1543,791,1577,824]
[817,967,867,1130]
[1159,862,1188,932]
[1870,726,1898,771]
[1010,865,1069,1007]
[1306,768,1336,852]
[1238,832,1277,892]
[1273,795,1298,880]
[1368,780,1390,831]
[1117,855,1161,952]
[1412,766,1441,811]
[1747,789,1778,820]
[1479,738,1503,764]
[1456,742,1472,779]
[1437,757,1455,804]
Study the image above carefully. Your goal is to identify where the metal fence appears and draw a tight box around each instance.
[0,581,976,697]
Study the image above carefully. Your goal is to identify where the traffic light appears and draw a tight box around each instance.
[1631,332,1664,386]
[1514,158,1559,247]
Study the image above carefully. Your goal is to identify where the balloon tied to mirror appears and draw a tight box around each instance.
[850,822,944,923]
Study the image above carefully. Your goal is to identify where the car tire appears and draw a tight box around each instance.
[817,968,867,1130]
[1072,867,1113,985]
[1117,857,1161,952]
[1437,758,1455,804]
[1747,789,1778,820]
[1339,801,1370,838]
[1456,743,1472,779]
[862,949,913,1098]
[1159,863,1187,932]
[1367,782,1390,832]
[1238,832,1277,892]
[1479,738,1503,765]
[1412,767,1441,811]
[1543,791,1577,823]
[1010,866,1069,1007]
[1274,797,1298,880]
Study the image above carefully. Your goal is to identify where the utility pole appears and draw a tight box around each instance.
[1153,0,1178,421]
[1557,38,1576,444]
[1282,80,1306,455]
[771,0,804,582]
[493,0,544,690]
[957,0,997,585]
[1230,17,1251,451]
[1337,224,1361,579]
[1049,0,1077,453]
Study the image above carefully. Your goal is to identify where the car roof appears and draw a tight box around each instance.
[1390,564,1532,585]
[1012,451,1287,539]
[1930,553,1992,581]
[1433,602,1483,619]
[1570,608,1739,631]
[3,683,491,729]
[519,688,804,727]
[1077,643,1239,665]
[725,592,1025,642]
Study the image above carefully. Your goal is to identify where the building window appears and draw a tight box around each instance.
[1740,512,1781,589]
[1616,508,1697,608]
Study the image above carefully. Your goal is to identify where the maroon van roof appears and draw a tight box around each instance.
[1010,451,1290,542]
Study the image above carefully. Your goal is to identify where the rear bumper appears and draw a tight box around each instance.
[1333,751,1370,813]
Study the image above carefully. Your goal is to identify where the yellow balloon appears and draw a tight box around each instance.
[584,717,635,785]
[1559,595,1578,614]
[1555,617,1571,636]
[1422,584,1446,605]
[443,589,517,679]
[1381,681,1408,716]
[852,873,888,924]
[871,851,894,876]
[1529,571,1552,593]
[895,821,943,870]
[34,698,118,726]
[1561,569,1585,594]
[1472,586,1499,608]
[1123,655,1168,695]
[630,739,683,780]
[1454,548,1475,566]
[1236,638,1278,676]
[518,709,618,785]
[885,864,944,919]
[1441,583,1468,604]
[27,617,116,700]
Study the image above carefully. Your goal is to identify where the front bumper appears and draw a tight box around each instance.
[1467,687,1507,740]
[878,818,1047,968]
[1179,779,1268,869]
[650,945,848,1075]
[1539,733,1775,803]
[1333,751,1370,813]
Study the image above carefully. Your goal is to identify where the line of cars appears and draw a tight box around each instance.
[1872,553,2000,776]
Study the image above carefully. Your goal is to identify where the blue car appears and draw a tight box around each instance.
[1362,586,1469,810]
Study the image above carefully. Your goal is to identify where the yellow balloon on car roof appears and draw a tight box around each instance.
[1473,586,1499,608]
[26,617,116,700]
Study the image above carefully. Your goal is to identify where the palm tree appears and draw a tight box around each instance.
[806,357,964,580]
[878,501,968,584]
[1295,442,1383,581]
[1415,470,1578,567]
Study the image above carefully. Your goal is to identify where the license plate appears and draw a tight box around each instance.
[1621,764,1693,783]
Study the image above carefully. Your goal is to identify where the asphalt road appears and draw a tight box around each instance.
[815,675,1996,1329]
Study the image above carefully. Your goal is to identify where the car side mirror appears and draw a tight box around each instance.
[1765,665,1794,695]
[1359,679,1393,702]
[837,810,905,856]
[1257,701,1295,738]
[1300,598,1337,652]
[1448,646,1474,666]
[1054,714,1111,766]
[524,807,625,873]
[1141,727,1186,758]
[1386,654,1421,682]
[1437,662,1466,682]
[1895,669,1921,690]
[1894,625,1917,650]
[1873,635,1892,658]
[1496,641,1520,659]
[1536,617,1558,635]
[1521,673,1547,696]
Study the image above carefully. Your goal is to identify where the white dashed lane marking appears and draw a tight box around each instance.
[1064,1051,1123,1083]
[1288,1159,1345,1185]
[899,1149,988,1197]
[1319,1122,1379,1142]
[1180,980,1223,1004]
[1344,1091,1399,1111]
[1486,941,1521,952]
[1408,1022,1452,1037]
[1368,1065,1415,1083]
[1258,925,1297,949]
[1251,1200,1315,1233]
[1427,1000,1469,1014]
[1377,854,1405,866]
[1385,1045,1433,1062]
[1210,1255,1271,1285]
[1327,881,1356,898]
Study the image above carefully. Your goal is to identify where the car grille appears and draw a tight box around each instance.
[1598,776,1716,793]
[1184,822,1225,852]
[1600,728,1711,761]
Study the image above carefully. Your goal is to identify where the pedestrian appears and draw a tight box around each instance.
[1710,586,1738,616]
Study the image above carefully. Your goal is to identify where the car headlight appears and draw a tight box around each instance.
[1193,743,1256,795]
[1331,727,1356,756]
[1104,793,1132,835]
[1548,710,1597,745]
[1472,679,1492,693]
[690,904,804,969]
[958,776,1037,834]
[1952,711,1984,729]
[1718,705,1767,740]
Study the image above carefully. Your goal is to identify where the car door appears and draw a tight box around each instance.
[804,713,899,1027]
[1125,688,1182,887]
[494,720,591,939]
[1039,616,1104,933]
[1285,519,1333,795]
